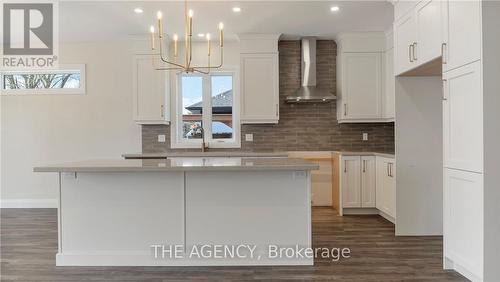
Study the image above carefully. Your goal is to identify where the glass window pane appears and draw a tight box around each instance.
[3,73,81,90]
[211,75,233,139]
[181,76,203,139]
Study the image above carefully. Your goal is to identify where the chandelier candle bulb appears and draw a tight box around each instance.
[173,34,178,57]
[207,33,211,56]
[157,11,163,38]
[188,9,193,36]
[219,22,224,47]
[150,26,155,50]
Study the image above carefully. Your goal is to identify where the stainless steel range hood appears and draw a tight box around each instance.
[285,38,336,103]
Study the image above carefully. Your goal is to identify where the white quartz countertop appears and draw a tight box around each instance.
[333,151,395,158]
[122,152,289,159]
[34,157,319,172]
[123,151,395,159]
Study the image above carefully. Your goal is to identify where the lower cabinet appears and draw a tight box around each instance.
[443,168,483,280]
[376,157,396,219]
[340,154,396,221]
[341,156,377,208]
[341,156,362,207]
[361,156,376,208]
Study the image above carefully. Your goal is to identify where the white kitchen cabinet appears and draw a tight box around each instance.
[394,0,447,75]
[132,54,169,124]
[240,53,279,124]
[361,156,376,208]
[337,53,383,122]
[444,0,481,72]
[415,0,447,65]
[376,157,396,219]
[341,156,361,208]
[443,61,483,173]
[383,48,395,119]
[394,12,417,75]
[443,168,483,279]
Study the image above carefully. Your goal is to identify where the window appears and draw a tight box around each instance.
[172,71,240,148]
[0,65,86,95]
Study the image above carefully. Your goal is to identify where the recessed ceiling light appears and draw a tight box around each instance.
[198,33,205,37]
[232,7,241,13]
[134,8,143,14]
[330,6,340,12]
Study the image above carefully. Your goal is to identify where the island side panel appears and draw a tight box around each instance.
[185,170,312,265]
[57,172,184,266]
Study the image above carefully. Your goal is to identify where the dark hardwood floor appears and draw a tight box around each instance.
[0,208,466,281]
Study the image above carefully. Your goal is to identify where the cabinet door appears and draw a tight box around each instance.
[444,0,481,72]
[132,55,168,124]
[394,12,416,75]
[443,61,483,173]
[341,156,361,208]
[443,168,483,278]
[376,157,395,216]
[240,53,279,124]
[415,0,446,64]
[340,53,382,120]
[375,157,388,212]
[384,48,395,119]
[386,160,396,219]
[361,156,376,208]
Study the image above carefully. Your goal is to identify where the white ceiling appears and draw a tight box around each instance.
[59,1,394,42]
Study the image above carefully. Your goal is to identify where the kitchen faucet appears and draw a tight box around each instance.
[199,126,208,152]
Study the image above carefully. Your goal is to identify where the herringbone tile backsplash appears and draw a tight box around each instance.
[142,40,394,153]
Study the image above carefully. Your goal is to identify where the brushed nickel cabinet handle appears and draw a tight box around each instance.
[387,163,390,177]
[363,160,366,173]
[344,104,347,116]
[442,79,447,101]
[412,42,418,61]
[441,43,447,64]
[276,103,279,117]
[344,160,347,173]
[160,104,164,118]
[409,44,413,62]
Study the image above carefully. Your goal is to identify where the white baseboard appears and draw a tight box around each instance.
[0,199,57,208]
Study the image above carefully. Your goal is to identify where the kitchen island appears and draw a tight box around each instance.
[34,158,318,266]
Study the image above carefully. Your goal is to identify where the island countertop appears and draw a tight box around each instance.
[122,152,289,159]
[34,157,319,173]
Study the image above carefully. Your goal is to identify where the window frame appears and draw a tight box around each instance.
[171,69,240,149]
[0,64,86,95]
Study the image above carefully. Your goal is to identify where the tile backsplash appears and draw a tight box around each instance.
[141,40,394,153]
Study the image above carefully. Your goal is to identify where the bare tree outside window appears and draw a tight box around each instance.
[3,73,80,90]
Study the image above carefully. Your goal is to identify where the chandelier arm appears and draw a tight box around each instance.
[191,47,224,69]
[192,68,209,75]
[159,56,188,69]
[155,67,184,71]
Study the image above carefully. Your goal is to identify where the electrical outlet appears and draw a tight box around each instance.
[158,134,166,143]
[363,133,368,141]
[245,134,254,142]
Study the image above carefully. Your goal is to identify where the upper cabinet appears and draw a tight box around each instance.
[337,32,394,123]
[415,0,447,64]
[444,0,482,72]
[394,0,447,75]
[239,34,281,124]
[132,54,170,124]
[338,52,383,121]
[394,12,417,75]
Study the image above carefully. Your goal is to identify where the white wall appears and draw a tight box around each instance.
[395,77,443,236]
[482,1,500,280]
[0,41,142,207]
